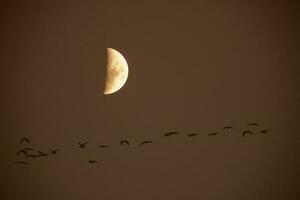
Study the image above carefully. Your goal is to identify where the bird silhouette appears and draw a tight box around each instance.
[26,154,37,158]
[19,138,30,144]
[208,132,218,136]
[120,140,130,146]
[37,151,49,157]
[260,129,269,134]
[188,133,198,138]
[139,141,153,146]
[13,161,28,165]
[248,122,259,126]
[89,160,98,164]
[223,126,234,130]
[164,131,179,137]
[97,145,109,148]
[78,141,88,148]
[49,149,60,154]
[242,130,253,137]
[17,150,28,156]
[22,148,35,151]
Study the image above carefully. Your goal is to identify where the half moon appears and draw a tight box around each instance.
[103,48,129,95]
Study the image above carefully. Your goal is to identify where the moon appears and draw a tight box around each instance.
[103,48,129,95]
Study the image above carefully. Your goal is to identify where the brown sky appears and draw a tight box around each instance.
[1,1,299,200]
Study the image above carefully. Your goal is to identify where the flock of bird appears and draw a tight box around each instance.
[13,122,269,166]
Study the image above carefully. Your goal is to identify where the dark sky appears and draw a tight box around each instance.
[1,1,299,200]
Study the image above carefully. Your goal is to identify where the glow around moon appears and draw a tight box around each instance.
[103,48,129,95]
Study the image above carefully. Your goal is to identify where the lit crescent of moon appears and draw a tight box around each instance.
[103,48,129,95]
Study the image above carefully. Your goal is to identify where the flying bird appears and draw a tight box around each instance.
[97,145,109,148]
[78,141,88,148]
[164,131,179,137]
[120,140,130,146]
[248,122,259,126]
[242,130,253,137]
[22,148,35,151]
[49,149,60,154]
[17,150,28,156]
[89,160,98,164]
[13,161,28,165]
[26,154,37,158]
[188,133,198,138]
[19,138,30,144]
[260,129,269,134]
[208,132,218,136]
[139,141,153,146]
[223,126,234,130]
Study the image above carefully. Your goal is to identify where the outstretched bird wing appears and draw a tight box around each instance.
[248,123,259,126]
[98,145,109,148]
[82,141,88,146]
[14,161,28,165]
[139,141,152,146]
[37,151,48,156]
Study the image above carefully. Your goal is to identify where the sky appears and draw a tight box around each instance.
[1,1,299,200]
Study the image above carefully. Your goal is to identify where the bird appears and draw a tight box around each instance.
[26,154,37,158]
[13,161,28,165]
[22,148,35,151]
[37,151,49,157]
[208,132,218,136]
[19,138,30,144]
[120,140,130,146]
[164,131,179,137]
[248,122,259,126]
[89,160,98,164]
[49,149,60,154]
[242,130,253,137]
[97,145,109,148]
[188,133,198,138]
[17,150,28,156]
[78,141,88,148]
[260,129,269,134]
[223,126,234,130]
[139,141,153,146]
